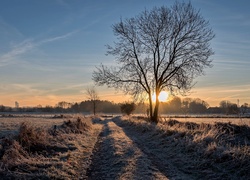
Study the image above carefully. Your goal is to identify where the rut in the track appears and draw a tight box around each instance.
[112,117,193,180]
[86,119,168,180]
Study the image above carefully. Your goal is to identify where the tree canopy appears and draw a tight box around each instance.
[93,2,215,123]
[85,87,99,115]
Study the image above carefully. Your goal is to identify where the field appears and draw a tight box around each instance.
[0,114,100,179]
[0,114,249,179]
[160,116,250,126]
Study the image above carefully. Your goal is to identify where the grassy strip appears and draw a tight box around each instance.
[117,117,250,179]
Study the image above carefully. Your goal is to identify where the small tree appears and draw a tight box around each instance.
[120,102,136,116]
[86,87,99,115]
[93,2,214,123]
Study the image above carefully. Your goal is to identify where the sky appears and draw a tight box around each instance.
[0,0,249,107]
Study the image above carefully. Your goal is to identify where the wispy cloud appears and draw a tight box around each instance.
[0,39,34,66]
[0,30,78,66]
[40,30,79,44]
[0,82,91,97]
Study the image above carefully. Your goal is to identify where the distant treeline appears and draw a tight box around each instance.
[159,97,249,115]
[0,100,120,114]
[0,97,249,115]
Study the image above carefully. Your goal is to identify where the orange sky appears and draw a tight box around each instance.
[1,85,249,108]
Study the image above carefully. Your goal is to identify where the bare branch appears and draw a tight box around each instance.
[92,1,215,122]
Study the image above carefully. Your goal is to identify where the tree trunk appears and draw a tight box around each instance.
[152,98,160,123]
[148,92,153,120]
[151,89,160,123]
[93,101,96,115]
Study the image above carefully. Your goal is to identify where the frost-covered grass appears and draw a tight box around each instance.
[1,114,249,179]
[116,116,250,179]
[160,117,250,126]
[0,115,101,179]
[132,114,250,126]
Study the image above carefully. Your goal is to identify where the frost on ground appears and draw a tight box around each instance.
[112,116,250,179]
[0,115,101,179]
[87,119,168,179]
[86,117,249,179]
[0,115,249,179]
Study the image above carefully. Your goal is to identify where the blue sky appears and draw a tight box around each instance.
[0,0,249,107]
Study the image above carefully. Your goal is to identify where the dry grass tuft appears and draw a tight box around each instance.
[1,140,29,168]
[18,122,49,150]
[60,117,92,134]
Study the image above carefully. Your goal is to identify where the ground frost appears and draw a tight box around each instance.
[87,119,168,179]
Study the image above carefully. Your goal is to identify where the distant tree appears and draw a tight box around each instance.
[228,103,239,114]
[201,100,209,112]
[161,96,182,114]
[77,100,120,114]
[56,101,71,112]
[189,98,209,113]
[71,103,80,113]
[43,105,54,113]
[169,96,182,113]
[182,98,192,114]
[219,100,239,114]
[86,87,99,115]
[98,100,121,113]
[219,100,230,114]
[241,103,249,114]
[161,97,209,114]
[57,101,71,109]
[93,2,214,123]
[0,105,6,112]
[120,102,136,116]
[134,102,148,114]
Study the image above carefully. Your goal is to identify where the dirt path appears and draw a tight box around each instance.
[87,117,250,179]
[86,119,168,179]
[112,118,193,180]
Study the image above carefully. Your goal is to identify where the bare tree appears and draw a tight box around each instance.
[57,101,71,109]
[86,87,99,115]
[93,2,214,123]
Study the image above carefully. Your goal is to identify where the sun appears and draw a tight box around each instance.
[152,91,169,102]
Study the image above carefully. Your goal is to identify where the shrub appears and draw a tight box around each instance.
[120,102,136,115]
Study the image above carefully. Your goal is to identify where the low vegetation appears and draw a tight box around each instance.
[0,116,100,179]
[115,117,250,179]
[120,102,136,116]
[0,114,249,179]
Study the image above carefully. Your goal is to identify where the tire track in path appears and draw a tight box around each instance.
[113,117,195,180]
[86,118,168,179]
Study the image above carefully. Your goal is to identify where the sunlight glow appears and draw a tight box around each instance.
[152,91,169,102]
